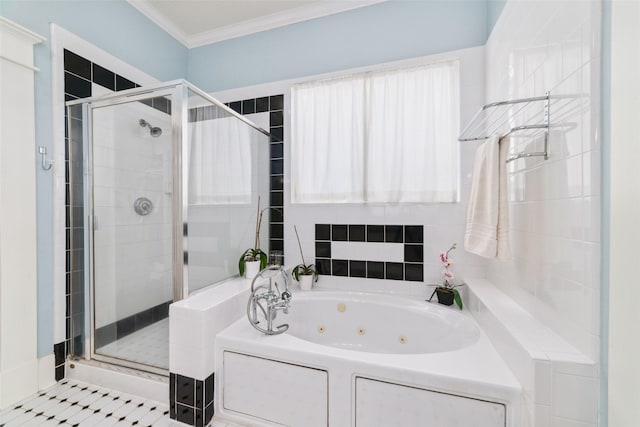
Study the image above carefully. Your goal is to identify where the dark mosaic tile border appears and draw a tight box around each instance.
[94,301,171,349]
[169,372,215,427]
[226,94,285,262]
[315,224,424,282]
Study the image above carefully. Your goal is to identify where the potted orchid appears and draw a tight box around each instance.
[428,243,465,310]
[291,225,318,290]
[238,196,268,279]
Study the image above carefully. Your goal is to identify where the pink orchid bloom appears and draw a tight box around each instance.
[443,269,454,280]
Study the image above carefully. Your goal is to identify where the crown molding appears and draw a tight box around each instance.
[127,0,191,47]
[128,0,386,49]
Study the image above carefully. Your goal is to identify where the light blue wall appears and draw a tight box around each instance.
[188,0,489,92]
[0,0,188,358]
[487,0,507,35]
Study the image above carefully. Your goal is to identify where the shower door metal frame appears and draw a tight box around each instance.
[68,80,269,376]
[78,84,185,376]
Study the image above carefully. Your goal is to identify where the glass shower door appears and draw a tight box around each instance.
[90,94,174,371]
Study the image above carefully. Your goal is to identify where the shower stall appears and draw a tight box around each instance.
[66,80,271,374]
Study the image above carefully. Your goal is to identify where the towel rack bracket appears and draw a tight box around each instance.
[459,91,551,163]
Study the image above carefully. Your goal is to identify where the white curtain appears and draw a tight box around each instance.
[291,60,460,204]
[291,75,367,203]
[188,108,253,205]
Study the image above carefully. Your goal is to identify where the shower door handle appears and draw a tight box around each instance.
[93,215,101,230]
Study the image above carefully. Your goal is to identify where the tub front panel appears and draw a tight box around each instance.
[222,351,328,426]
[355,377,505,426]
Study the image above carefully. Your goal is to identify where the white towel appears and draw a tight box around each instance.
[464,136,511,260]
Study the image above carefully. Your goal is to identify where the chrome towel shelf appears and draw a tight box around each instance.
[459,92,550,163]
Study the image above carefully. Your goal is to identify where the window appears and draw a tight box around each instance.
[291,60,460,204]
[188,108,253,205]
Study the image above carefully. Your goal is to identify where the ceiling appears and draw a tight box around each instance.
[128,0,386,48]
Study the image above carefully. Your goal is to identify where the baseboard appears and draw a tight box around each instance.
[38,354,57,390]
[65,360,168,403]
[0,359,38,410]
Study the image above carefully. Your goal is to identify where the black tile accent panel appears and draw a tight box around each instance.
[271,159,283,175]
[64,72,91,98]
[271,142,283,159]
[115,75,136,91]
[242,99,256,114]
[405,264,424,282]
[348,225,365,242]
[270,239,284,251]
[229,101,241,113]
[256,96,269,112]
[270,111,284,126]
[170,372,215,426]
[54,341,66,380]
[332,225,348,241]
[231,93,286,263]
[385,225,404,243]
[176,375,195,406]
[195,409,204,427]
[315,224,331,241]
[316,258,332,275]
[55,365,65,382]
[205,404,215,426]
[332,259,349,276]
[404,244,424,263]
[405,225,424,243]
[315,223,424,282]
[64,50,92,80]
[367,261,385,279]
[270,223,284,239]
[270,191,283,207]
[315,241,331,258]
[386,262,404,280]
[152,96,172,115]
[349,260,366,278]
[270,175,284,191]
[367,225,385,242]
[270,94,284,110]
[270,126,283,142]
[270,206,283,222]
[169,373,176,418]
[176,404,194,425]
[92,63,115,90]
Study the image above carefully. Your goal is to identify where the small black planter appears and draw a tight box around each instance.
[435,288,455,306]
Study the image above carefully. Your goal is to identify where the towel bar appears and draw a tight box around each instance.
[459,92,550,163]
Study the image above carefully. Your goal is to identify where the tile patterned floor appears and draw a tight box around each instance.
[0,379,248,427]
[97,319,169,370]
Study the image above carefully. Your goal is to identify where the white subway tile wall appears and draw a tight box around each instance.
[484,1,601,426]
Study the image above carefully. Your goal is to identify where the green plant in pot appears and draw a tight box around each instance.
[428,243,465,310]
[291,225,318,291]
[238,196,268,278]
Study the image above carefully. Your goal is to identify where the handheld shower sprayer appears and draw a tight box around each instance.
[139,119,162,137]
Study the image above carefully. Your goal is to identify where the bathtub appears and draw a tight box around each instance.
[215,290,521,427]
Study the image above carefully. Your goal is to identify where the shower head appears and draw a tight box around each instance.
[139,119,162,137]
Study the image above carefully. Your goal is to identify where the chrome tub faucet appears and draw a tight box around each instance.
[247,264,292,335]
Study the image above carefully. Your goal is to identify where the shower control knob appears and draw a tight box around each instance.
[134,197,153,216]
